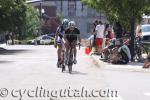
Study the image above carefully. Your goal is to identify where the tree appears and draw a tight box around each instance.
[0,0,41,41]
[0,0,27,44]
[82,0,150,61]
[21,5,41,40]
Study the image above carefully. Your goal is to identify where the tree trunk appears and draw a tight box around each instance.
[11,33,14,45]
[130,17,136,61]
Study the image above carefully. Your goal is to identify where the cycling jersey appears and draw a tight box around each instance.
[65,28,80,42]
[56,25,65,44]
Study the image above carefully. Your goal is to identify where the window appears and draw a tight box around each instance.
[142,26,150,32]
[142,35,150,41]
[68,0,76,16]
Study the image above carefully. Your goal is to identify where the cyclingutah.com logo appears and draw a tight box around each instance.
[0,86,118,100]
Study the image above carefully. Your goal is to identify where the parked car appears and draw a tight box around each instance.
[136,24,150,41]
[141,24,150,55]
[32,35,54,45]
[141,24,150,41]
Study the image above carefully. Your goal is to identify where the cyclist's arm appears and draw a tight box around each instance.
[77,34,81,43]
[77,29,81,43]
[54,31,59,44]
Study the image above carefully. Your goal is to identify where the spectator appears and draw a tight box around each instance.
[104,24,113,39]
[102,38,116,61]
[92,20,99,53]
[95,20,105,55]
[88,34,94,49]
[112,39,131,64]
[107,38,131,64]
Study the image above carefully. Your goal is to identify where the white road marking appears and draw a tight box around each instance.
[109,95,124,100]
[144,93,150,96]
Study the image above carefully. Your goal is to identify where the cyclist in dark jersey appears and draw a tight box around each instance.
[64,21,81,64]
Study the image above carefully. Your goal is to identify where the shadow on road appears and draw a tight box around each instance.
[0,47,33,55]
[71,71,88,75]
[98,57,143,66]
[0,60,14,64]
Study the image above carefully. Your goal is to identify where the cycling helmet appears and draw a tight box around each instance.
[68,21,76,28]
[62,19,69,29]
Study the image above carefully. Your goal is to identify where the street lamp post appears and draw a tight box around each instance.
[40,0,42,20]
[38,0,45,20]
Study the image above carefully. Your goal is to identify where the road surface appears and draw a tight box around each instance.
[0,45,149,100]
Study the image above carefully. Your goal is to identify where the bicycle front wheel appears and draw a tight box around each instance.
[68,52,73,74]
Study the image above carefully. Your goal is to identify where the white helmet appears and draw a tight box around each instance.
[68,21,76,28]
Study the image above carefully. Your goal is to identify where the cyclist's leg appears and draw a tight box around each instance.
[57,43,62,65]
[73,41,77,64]
[65,41,69,64]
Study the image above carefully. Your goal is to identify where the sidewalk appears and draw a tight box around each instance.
[0,43,6,50]
[90,54,150,73]
[0,43,6,47]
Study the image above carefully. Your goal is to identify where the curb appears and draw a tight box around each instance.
[90,55,150,73]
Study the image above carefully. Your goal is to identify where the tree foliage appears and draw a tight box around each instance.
[21,5,41,39]
[0,0,27,32]
[0,0,41,39]
[82,0,150,30]
[82,0,150,60]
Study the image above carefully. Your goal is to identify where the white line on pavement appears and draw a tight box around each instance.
[109,95,124,100]
[144,93,150,96]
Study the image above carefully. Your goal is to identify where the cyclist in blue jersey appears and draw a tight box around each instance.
[54,19,69,67]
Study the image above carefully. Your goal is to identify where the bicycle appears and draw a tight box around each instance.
[134,37,148,62]
[66,41,80,74]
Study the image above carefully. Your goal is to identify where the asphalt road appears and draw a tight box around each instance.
[0,45,149,100]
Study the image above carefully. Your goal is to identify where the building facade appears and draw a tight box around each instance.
[30,0,107,38]
[54,0,107,38]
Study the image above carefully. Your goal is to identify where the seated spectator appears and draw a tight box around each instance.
[110,39,131,64]
[102,38,116,61]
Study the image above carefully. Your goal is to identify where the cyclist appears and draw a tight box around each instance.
[64,21,81,64]
[54,19,69,67]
